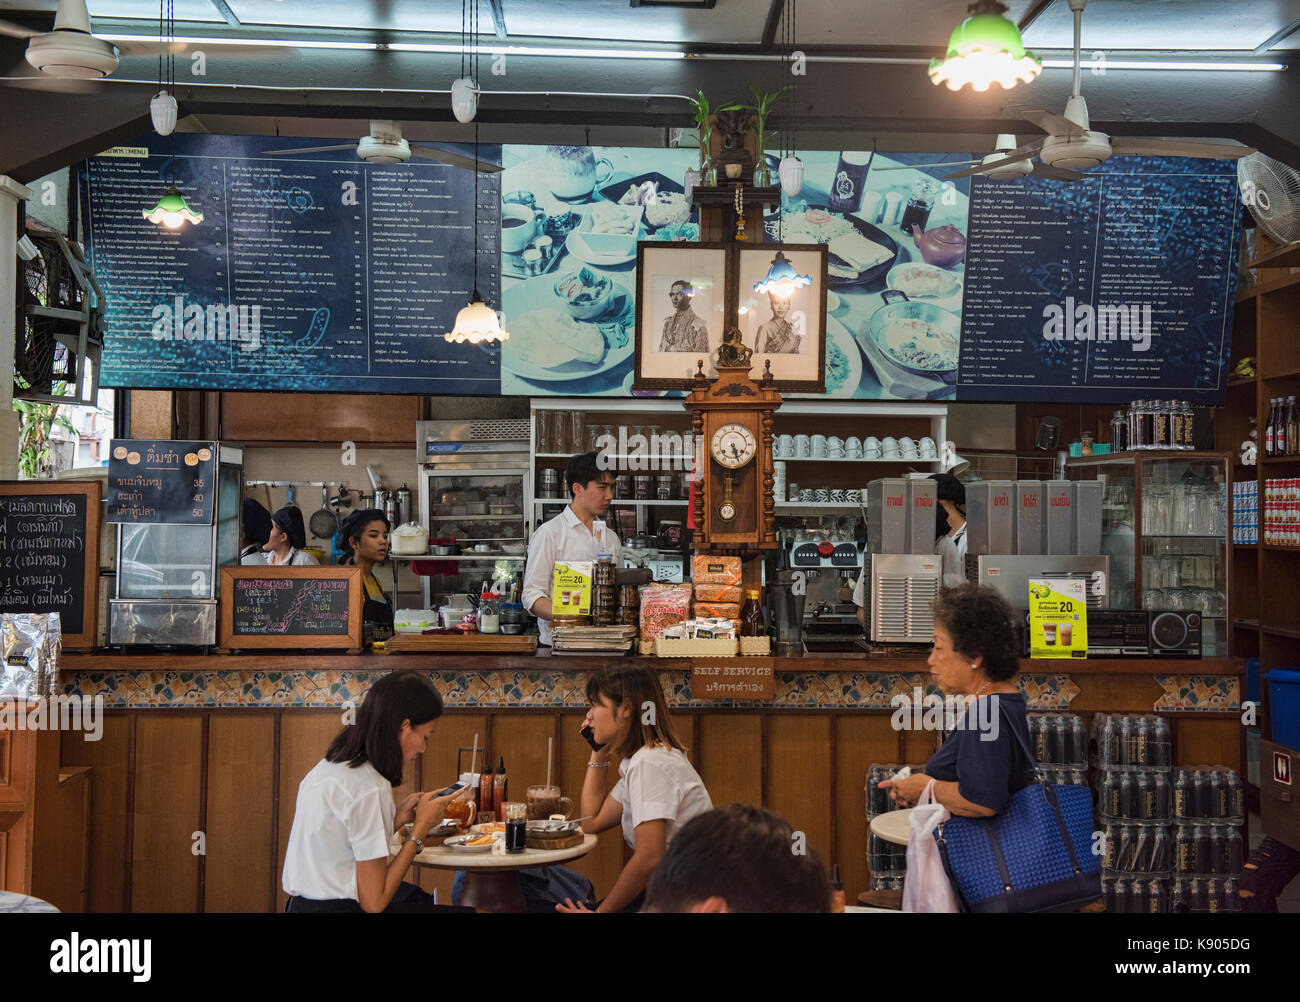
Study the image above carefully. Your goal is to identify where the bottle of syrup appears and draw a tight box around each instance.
[493,756,508,822]
[740,590,765,636]
[830,863,845,912]
[478,755,494,817]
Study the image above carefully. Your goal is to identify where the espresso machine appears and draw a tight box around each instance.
[787,537,863,651]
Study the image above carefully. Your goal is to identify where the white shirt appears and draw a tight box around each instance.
[266,547,319,567]
[240,546,268,565]
[936,523,968,589]
[282,758,395,901]
[610,744,712,850]
[522,505,622,646]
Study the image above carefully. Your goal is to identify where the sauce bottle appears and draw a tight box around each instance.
[740,590,765,636]
[830,863,845,912]
[493,756,508,822]
[478,757,495,817]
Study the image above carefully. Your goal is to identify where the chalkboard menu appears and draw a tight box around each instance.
[957,156,1242,403]
[0,481,101,648]
[219,565,362,651]
[107,439,216,525]
[79,134,501,396]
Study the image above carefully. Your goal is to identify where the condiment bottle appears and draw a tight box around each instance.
[830,864,845,912]
[493,756,508,822]
[479,758,495,816]
[740,589,765,636]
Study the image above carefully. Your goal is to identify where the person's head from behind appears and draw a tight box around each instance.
[566,451,614,520]
[326,672,443,786]
[585,663,682,759]
[241,497,272,551]
[644,805,832,913]
[929,583,1019,696]
[267,505,307,552]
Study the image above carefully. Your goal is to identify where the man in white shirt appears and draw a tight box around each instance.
[523,451,622,646]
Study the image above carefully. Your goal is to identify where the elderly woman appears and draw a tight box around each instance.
[880,584,1033,818]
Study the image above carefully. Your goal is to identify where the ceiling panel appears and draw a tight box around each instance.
[0,0,223,21]
[225,0,464,32]
[795,0,1041,48]
[1019,0,1300,51]
[501,0,769,44]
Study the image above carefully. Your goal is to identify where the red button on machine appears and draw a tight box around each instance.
[817,540,834,558]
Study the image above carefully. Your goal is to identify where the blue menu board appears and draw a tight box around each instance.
[79,134,501,394]
[956,156,1243,403]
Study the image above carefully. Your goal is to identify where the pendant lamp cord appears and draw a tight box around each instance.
[470,0,480,301]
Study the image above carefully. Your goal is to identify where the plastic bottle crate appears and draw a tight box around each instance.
[1170,876,1242,913]
[1095,770,1173,824]
[1172,766,1245,825]
[1090,712,1173,771]
[868,833,908,876]
[865,763,927,818]
[1103,876,1170,913]
[1100,823,1172,877]
[1028,712,1089,767]
[1172,822,1245,876]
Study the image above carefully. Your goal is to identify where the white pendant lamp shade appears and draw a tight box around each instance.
[451,76,480,124]
[943,441,970,475]
[150,90,178,136]
[779,155,804,198]
[445,297,508,344]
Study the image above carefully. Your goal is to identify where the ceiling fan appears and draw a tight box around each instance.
[266,120,503,173]
[878,135,1086,182]
[944,0,1255,182]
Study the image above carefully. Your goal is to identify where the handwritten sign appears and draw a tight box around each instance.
[691,658,775,700]
[219,565,362,651]
[0,481,101,649]
[107,439,216,525]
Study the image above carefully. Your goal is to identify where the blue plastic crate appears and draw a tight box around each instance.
[1266,667,1300,751]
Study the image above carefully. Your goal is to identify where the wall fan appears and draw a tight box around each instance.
[1238,153,1300,248]
[267,120,503,173]
[944,0,1254,181]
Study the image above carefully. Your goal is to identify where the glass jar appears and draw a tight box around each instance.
[477,592,501,634]
[500,602,526,635]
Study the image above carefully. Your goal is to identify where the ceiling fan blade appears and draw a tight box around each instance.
[0,19,38,40]
[1016,108,1087,138]
[1109,137,1256,159]
[944,143,1043,179]
[410,145,504,173]
[115,38,293,60]
[1033,163,1088,182]
[0,73,104,93]
[265,143,360,156]
[876,160,980,171]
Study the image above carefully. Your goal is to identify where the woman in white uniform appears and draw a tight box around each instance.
[282,671,469,912]
[558,664,713,913]
[264,505,319,566]
[932,473,968,590]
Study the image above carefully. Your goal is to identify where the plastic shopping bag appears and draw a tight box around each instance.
[902,779,960,913]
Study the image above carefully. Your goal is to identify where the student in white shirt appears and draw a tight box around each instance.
[557,664,713,914]
[264,506,320,567]
[282,672,469,913]
[523,451,622,645]
[239,497,272,564]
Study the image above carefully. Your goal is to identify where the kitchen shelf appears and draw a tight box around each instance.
[428,513,526,521]
[1262,366,1300,379]
[776,502,863,511]
[534,453,689,461]
[389,553,526,562]
[1143,534,1228,541]
[532,499,687,507]
[775,456,942,464]
[1261,455,1300,463]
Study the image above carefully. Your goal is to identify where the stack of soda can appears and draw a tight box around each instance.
[865,763,924,892]
[1170,766,1246,913]
[1027,712,1089,787]
[1092,713,1176,913]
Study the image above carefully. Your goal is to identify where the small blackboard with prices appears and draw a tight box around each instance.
[0,480,101,649]
[219,565,362,651]
[107,439,217,525]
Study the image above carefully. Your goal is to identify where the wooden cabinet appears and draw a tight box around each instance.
[219,392,423,445]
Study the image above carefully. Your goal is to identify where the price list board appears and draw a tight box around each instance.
[219,566,362,651]
[106,439,216,525]
[0,481,101,648]
[79,134,501,395]
[956,156,1243,404]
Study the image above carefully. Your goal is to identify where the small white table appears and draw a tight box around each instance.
[404,834,599,913]
[869,808,914,847]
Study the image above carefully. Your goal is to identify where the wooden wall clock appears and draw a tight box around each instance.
[686,360,782,550]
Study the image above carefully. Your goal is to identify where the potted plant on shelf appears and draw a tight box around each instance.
[687,90,741,190]
[743,85,786,187]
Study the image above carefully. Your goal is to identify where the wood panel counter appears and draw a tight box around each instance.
[52,649,1245,913]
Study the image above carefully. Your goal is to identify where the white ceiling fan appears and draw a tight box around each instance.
[879,135,1086,182]
[944,0,1255,182]
[0,0,119,80]
[266,120,504,173]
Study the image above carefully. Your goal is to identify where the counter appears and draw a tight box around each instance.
[51,648,1243,914]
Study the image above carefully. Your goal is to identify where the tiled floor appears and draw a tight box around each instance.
[1247,812,1300,913]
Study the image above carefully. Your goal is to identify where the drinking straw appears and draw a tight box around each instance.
[470,733,479,780]
[546,736,553,789]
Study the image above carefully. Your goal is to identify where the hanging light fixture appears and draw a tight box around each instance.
[754,249,810,299]
[446,0,507,345]
[929,0,1042,92]
[150,0,177,135]
[143,184,204,228]
[776,0,802,198]
[450,3,479,123]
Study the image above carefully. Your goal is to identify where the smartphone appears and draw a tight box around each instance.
[580,724,606,752]
[434,781,469,797]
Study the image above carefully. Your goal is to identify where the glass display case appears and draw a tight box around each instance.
[1067,451,1232,654]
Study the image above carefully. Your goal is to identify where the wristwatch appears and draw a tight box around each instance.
[404,835,425,853]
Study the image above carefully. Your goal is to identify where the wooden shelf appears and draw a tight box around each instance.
[1227,376,1256,388]
[1261,454,1300,463]
[1263,366,1300,380]
[1263,544,1300,552]
[1234,619,1260,632]
[1250,243,1300,270]
[1238,271,1300,302]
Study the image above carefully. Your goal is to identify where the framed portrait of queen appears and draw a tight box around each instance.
[734,244,828,393]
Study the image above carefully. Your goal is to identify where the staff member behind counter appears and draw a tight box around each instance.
[853,473,968,626]
[523,452,622,647]
[339,509,393,644]
[265,505,320,567]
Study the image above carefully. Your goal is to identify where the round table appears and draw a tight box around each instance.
[407,834,599,913]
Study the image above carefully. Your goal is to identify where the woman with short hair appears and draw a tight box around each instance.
[557,664,713,913]
[282,672,468,913]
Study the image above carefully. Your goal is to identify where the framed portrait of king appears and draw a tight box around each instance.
[633,243,731,390]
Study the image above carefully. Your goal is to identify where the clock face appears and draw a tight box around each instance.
[718,501,737,521]
[711,423,757,469]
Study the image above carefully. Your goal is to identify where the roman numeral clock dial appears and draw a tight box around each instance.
[711,423,756,522]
